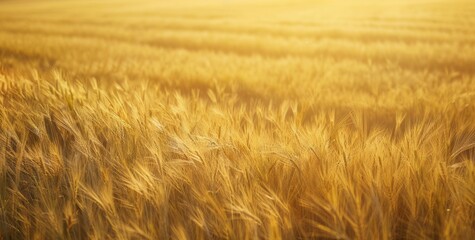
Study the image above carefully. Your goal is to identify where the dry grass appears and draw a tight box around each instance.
[1,0,475,239]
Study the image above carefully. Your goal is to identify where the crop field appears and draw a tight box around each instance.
[0,0,474,239]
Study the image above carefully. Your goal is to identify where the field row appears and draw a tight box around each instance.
[1,28,474,76]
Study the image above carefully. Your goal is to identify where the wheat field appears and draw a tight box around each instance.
[0,0,474,239]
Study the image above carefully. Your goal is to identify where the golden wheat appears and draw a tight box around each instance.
[1,0,474,239]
